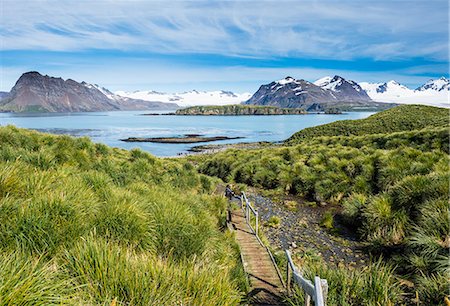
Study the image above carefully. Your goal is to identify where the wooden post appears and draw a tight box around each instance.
[286,262,291,295]
[305,295,311,306]
[255,211,259,237]
[247,205,250,226]
[321,279,328,306]
[246,204,249,224]
[314,276,325,306]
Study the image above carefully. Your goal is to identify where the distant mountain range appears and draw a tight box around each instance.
[115,89,252,107]
[0,71,447,112]
[359,77,449,107]
[243,76,392,111]
[243,76,449,111]
[0,72,178,112]
[118,76,449,110]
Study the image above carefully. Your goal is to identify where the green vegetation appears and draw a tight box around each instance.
[319,211,334,229]
[175,104,306,115]
[267,216,282,228]
[0,125,244,305]
[287,104,448,143]
[196,105,450,304]
[1,104,448,304]
[284,200,298,211]
[283,255,402,306]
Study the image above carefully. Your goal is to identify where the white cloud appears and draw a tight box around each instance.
[1,0,447,92]
[1,0,448,60]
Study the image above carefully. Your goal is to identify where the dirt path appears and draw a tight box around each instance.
[229,207,285,305]
[245,189,369,269]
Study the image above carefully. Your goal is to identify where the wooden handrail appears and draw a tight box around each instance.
[241,192,258,236]
[236,192,285,287]
[285,250,328,306]
[228,190,328,304]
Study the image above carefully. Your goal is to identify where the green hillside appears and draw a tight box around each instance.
[287,105,448,143]
[1,104,448,305]
[196,107,450,304]
[0,126,244,305]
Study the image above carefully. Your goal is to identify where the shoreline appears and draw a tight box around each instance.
[189,141,278,154]
[142,111,344,116]
[164,141,279,158]
[120,134,244,144]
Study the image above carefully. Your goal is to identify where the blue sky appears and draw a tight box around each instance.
[1,0,448,93]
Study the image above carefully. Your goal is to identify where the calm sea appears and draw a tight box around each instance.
[0,110,374,157]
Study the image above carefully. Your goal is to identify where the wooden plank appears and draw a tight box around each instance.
[229,208,284,305]
[228,192,328,305]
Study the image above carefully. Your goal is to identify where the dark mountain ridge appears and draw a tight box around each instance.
[243,76,393,111]
[0,71,178,112]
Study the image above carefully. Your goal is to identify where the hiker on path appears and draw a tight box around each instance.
[225,184,234,200]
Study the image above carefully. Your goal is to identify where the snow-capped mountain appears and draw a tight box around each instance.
[115,89,252,107]
[82,76,450,109]
[243,76,390,111]
[83,82,116,100]
[313,75,371,101]
[359,80,413,99]
[359,77,449,107]
[416,77,450,92]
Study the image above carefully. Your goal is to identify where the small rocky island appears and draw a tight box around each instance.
[121,134,243,144]
[172,104,307,115]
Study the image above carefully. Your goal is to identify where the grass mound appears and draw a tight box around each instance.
[287,105,448,143]
[0,125,244,305]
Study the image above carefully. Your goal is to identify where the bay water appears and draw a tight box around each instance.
[0,110,374,157]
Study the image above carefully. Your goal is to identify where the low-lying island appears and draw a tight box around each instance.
[121,134,243,143]
[144,104,308,116]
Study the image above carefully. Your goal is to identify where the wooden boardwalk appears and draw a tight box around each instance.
[229,208,285,305]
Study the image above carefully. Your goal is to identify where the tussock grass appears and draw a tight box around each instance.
[284,255,402,306]
[415,273,449,305]
[362,195,409,247]
[0,125,244,305]
[195,106,450,302]
[0,251,76,305]
[267,216,281,228]
[319,210,334,229]
[287,104,448,142]
[63,236,241,305]
[342,193,367,225]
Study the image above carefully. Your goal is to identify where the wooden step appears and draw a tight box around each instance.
[228,208,285,306]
